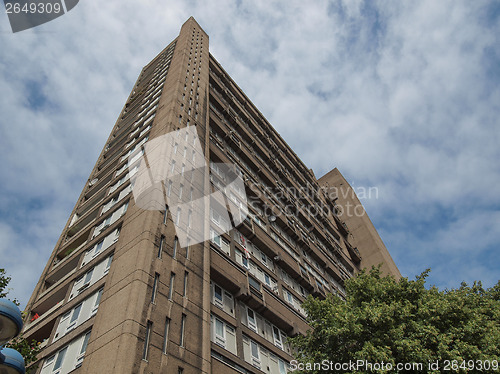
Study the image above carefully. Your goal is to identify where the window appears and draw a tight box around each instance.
[143,321,152,360]
[93,240,103,258]
[158,235,165,258]
[173,237,178,258]
[279,359,287,374]
[66,303,82,332]
[163,205,169,224]
[162,317,170,354]
[185,239,190,259]
[215,318,225,347]
[222,237,230,254]
[80,331,91,355]
[168,272,175,299]
[235,249,249,269]
[211,283,235,316]
[151,273,159,303]
[214,284,223,306]
[250,340,260,368]
[91,288,103,316]
[54,346,68,371]
[178,368,184,374]
[187,210,192,228]
[175,208,181,225]
[167,180,173,197]
[183,272,188,297]
[83,269,93,288]
[170,160,176,174]
[180,314,186,347]
[247,308,257,332]
[248,276,261,291]
[211,209,220,225]
[210,229,221,247]
[273,326,283,349]
[104,255,113,274]
[76,331,91,367]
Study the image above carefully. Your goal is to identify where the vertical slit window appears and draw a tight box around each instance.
[163,205,169,224]
[168,272,175,299]
[158,235,165,258]
[173,237,178,258]
[175,208,181,225]
[168,180,173,197]
[180,314,186,347]
[151,273,160,303]
[143,321,153,360]
[183,271,188,297]
[162,317,170,354]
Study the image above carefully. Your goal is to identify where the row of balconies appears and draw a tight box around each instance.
[24,234,116,353]
[208,100,347,255]
[208,64,320,191]
[209,140,357,282]
[208,84,340,241]
[210,248,309,337]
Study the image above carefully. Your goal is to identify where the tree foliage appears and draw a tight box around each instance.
[1,268,41,370]
[0,268,11,299]
[289,267,500,373]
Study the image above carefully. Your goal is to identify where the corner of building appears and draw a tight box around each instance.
[318,168,401,280]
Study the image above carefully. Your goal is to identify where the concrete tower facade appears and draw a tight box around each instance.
[23,18,400,374]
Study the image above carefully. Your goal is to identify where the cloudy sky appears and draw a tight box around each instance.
[1,0,499,307]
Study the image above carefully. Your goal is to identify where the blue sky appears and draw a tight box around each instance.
[0,0,499,307]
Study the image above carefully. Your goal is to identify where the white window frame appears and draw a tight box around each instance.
[213,284,223,309]
[75,331,91,368]
[273,326,284,349]
[250,340,261,368]
[91,288,103,317]
[66,303,82,332]
[247,307,257,333]
[214,317,226,348]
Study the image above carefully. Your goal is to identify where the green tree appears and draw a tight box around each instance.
[0,268,11,299]
[1,268,41,371]
[289,267,500,373]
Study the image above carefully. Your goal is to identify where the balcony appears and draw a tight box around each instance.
[345,241,362,263]
[210,249,246,294]
[238,215,254,239]
[252,224,301,280]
